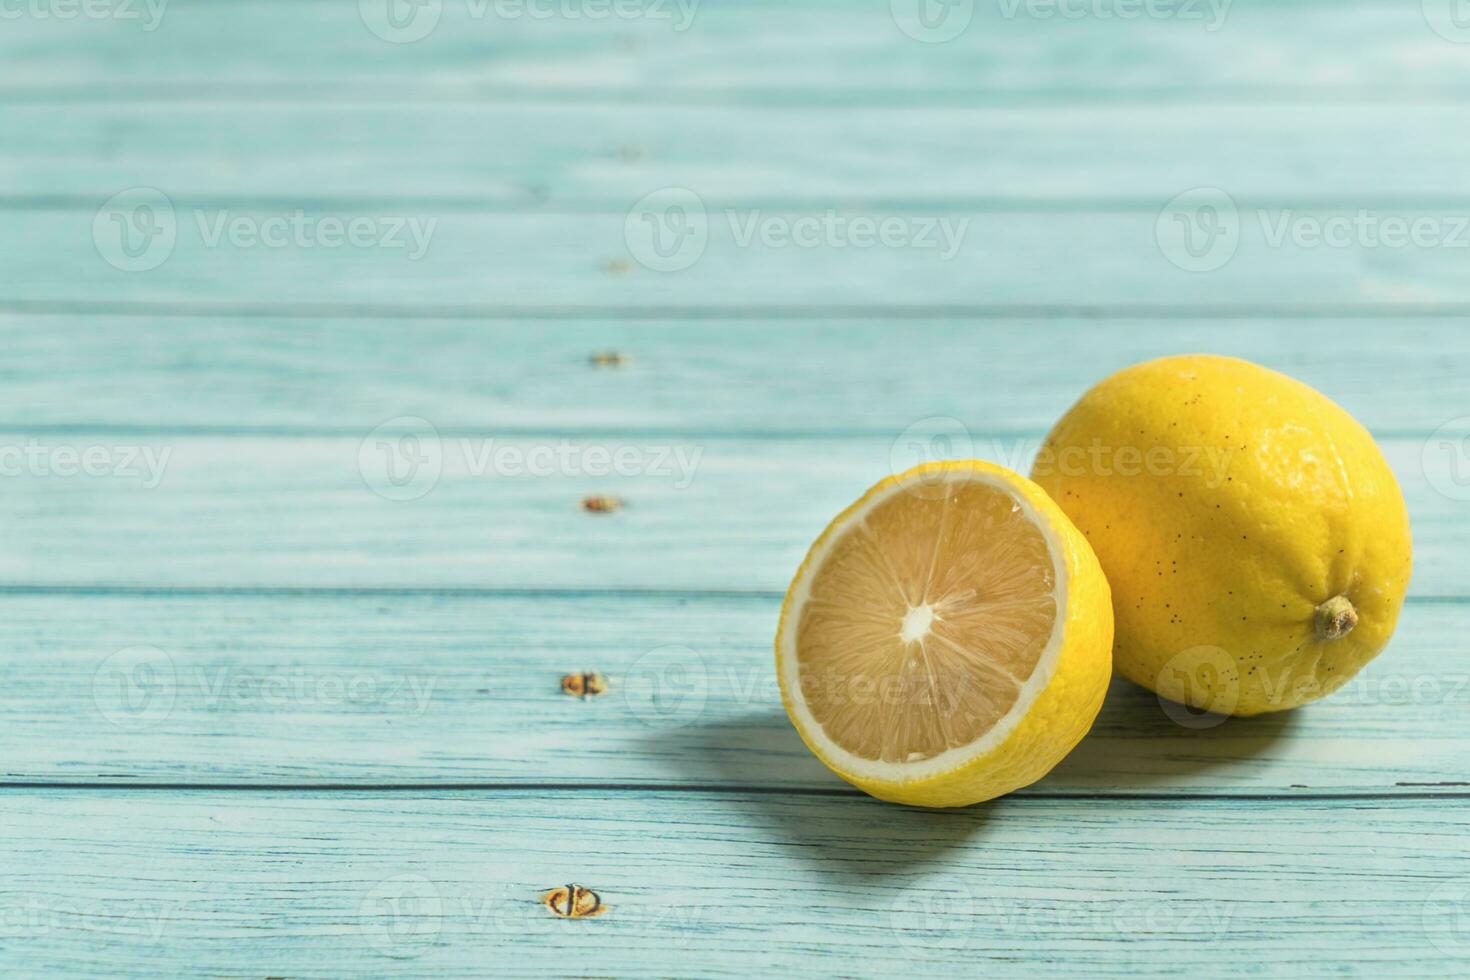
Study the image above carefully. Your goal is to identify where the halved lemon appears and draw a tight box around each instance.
[775,460,1113,807]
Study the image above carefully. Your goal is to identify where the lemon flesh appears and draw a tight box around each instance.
[1032,354,1413,716]
[776,461,1113,807]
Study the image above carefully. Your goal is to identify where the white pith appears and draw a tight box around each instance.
[777,466,1069,784]
[899,603,935,644]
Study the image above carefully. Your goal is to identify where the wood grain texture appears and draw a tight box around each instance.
[0,433,1455,593]
[0,0,1462,101]
[1,317,1465,435]
[3,590,1464,792]
[11,103,1470,202]
[2,791,1468,977]
[19,206,1470,315]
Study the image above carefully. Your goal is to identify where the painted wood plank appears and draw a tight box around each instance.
[2,791,1467,976]
[3,590,1464,792]
[0,0,1462,101]
[0,434,1457,594]
[16,207,1470,314]
[1,316,1462,436]
[11,103,1470,202]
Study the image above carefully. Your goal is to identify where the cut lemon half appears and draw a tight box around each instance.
[775,460,1113,807]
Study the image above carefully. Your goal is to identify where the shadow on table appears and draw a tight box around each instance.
[638,681,1300,880]
[637,707,995,879]
[1047,675,1303,789]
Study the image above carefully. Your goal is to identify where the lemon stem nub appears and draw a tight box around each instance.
[1315,595,1358,641]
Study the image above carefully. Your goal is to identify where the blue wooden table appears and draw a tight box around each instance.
[3,1,1470,975]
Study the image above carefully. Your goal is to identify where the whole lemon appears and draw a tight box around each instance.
[1031,354,1412,716]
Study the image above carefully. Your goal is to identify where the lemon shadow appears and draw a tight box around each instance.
[1041,675,1303,791]
[638,709,994,879]
[638,676,1301,879]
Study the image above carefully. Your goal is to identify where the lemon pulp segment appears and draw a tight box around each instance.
[786,472,1061,772]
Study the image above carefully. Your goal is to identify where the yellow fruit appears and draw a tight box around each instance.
[1031,354,1412,716]
[775,460,1113,807]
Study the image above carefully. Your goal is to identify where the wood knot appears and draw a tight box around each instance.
[589,350,629,368]
[581,494,623,514]
[544,884,605,918]
[561,672,607,698]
